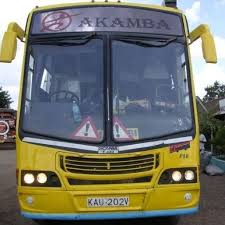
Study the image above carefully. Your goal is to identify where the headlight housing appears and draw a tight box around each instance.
[21,170,61,187]
[24,173,35,184]
[159,168,197,184]
[172,171,182,182]
[185,170,195,181]
[37,173,48,184]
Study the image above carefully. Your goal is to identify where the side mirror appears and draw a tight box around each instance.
[201,32,217,63]
[0,22,25,63]
[189,24,217,64]
[0,31,17,63]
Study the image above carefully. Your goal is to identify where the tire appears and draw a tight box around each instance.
[147,216,179,225]
[33,220,76,225]
[33,220,61,225]
[162,216,180,225]
[33,220,48,225]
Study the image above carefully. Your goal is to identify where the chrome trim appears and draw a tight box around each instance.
[22,137,98,151]
[118,136,192,151]
[22,136,193,152]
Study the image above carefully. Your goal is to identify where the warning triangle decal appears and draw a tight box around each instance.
[113,117,134,141]
[70,117,100,141]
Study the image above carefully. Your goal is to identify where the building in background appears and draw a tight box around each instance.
[205,98,225,121]
[0,108,16,144]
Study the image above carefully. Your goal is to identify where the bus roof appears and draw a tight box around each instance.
[31,2,183,14]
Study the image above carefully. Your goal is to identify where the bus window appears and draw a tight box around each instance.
[40,68,52,94]
[22,39,104,143]
[112,39,192,142]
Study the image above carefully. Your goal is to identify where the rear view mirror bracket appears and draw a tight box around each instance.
[7,22,25,42]
[189,24,217,64]
[189,24,209,44]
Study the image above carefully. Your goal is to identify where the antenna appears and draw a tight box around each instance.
[162,0,177,8]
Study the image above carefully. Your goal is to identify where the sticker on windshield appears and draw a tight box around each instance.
[70,116,100,141]
[113,117,134,141]
[98,130,103,140]
[127,128,139,140]
[41,11,81,32]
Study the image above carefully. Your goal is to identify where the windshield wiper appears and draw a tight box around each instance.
[31,32,97,46]
[116,37,177,48]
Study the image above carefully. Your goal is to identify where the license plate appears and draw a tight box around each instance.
[87,197,129,207]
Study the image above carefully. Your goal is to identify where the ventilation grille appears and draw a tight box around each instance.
[61,154,159,175]
[68,177,152,185]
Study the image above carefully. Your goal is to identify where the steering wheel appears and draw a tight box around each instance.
[50,90,79,104]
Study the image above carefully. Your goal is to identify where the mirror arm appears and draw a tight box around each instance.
[189,24,210,44]
[7,22,25,41]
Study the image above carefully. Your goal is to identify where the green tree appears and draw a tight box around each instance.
[0,86,13,108]
[213,127,225,155]
[198,111,225,151]
[203,81,225,103]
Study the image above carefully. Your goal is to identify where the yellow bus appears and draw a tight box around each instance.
[0,0,217,224]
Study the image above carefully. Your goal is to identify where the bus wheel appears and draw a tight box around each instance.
[161,216,180,225]
[33,220,48,225]
[33,220,61,225]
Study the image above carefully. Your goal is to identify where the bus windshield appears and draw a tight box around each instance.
[22,35,192,144]
[112,38,192,142]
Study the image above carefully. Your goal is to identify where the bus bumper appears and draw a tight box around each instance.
[18,184,200,220]
[21,206,198,220]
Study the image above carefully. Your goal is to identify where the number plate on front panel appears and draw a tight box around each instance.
[87,197,129,207]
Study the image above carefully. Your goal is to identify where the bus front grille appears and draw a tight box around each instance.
[67,176,152,185]
[61,154,159,175]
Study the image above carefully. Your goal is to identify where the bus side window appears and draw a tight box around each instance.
[26,55,34,100]
[40,69,52,94]
[25,54,34,115]
[39,68,52,102]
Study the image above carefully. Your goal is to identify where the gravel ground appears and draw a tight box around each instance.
[0,150,225,225]
[179,174,225,225]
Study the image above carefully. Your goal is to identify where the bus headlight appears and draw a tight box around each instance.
[24,173,35,184]
[185,170,195,181]
[37,173,48,184]
[172,171,182,182]
[21,170,61,187]
[158,168,197,185]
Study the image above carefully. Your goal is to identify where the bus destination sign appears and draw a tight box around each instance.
[32,7,183,35]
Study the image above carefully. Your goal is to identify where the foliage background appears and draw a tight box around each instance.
[0,86,12,108]
[199,81,225,155]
